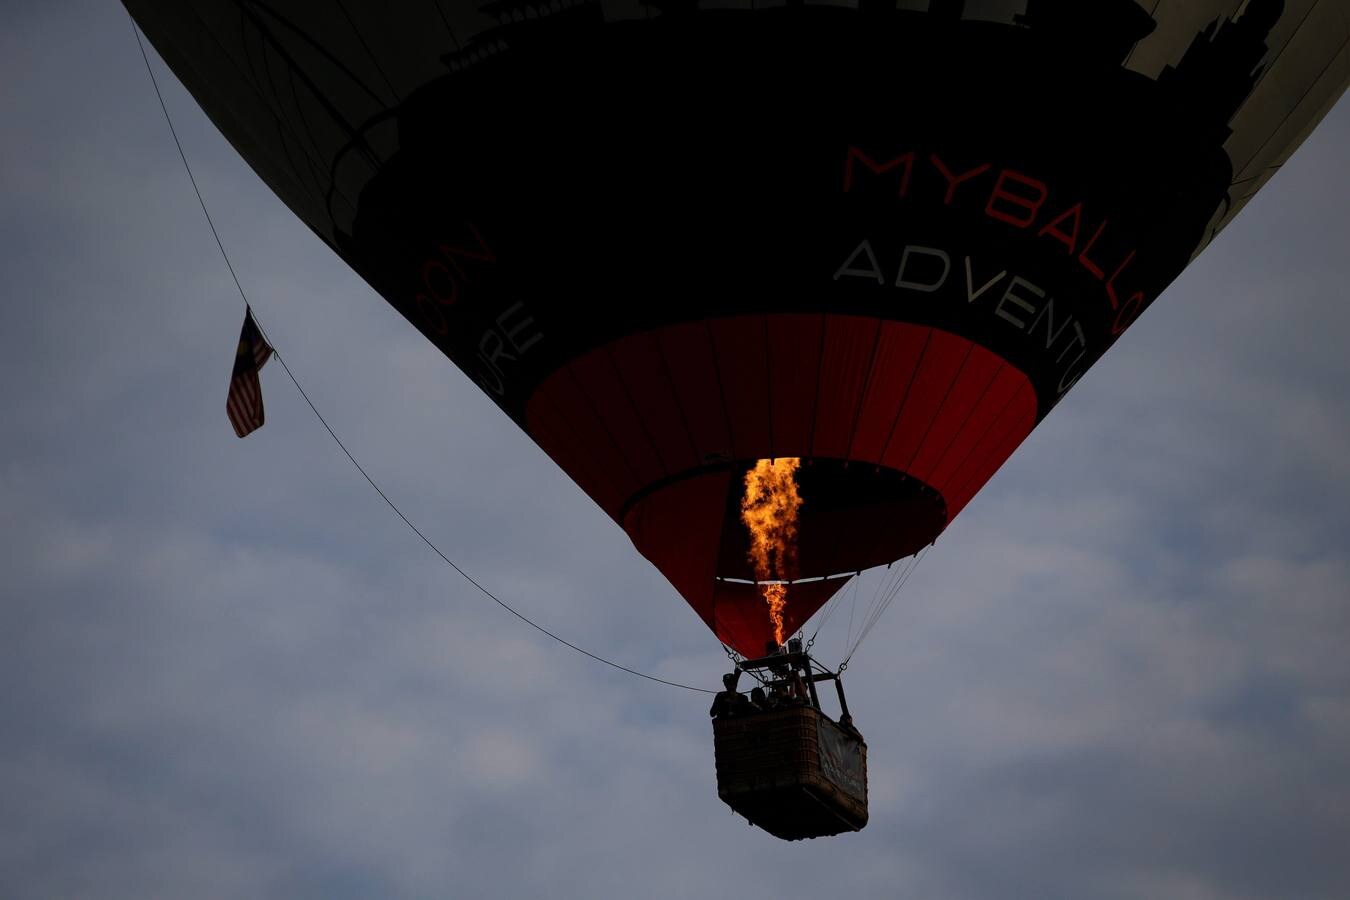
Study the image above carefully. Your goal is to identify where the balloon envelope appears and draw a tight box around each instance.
[127,0,1349,655]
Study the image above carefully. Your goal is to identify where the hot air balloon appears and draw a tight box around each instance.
[126,0,1348,838]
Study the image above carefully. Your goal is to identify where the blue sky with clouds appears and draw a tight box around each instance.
[3,2,1349,898]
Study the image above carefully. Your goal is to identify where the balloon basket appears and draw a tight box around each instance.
[710,650,867,840]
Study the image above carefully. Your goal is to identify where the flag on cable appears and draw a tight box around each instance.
[226,307,274,438]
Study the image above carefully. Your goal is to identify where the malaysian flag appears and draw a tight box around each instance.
[226,307,274,438]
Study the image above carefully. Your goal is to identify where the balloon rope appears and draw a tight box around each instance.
[845,570,860,649]
[129,15,715,696]
[841,545,931,668]
[806,571,859,646]
[128,17,251,313]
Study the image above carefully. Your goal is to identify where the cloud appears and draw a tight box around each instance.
[2,2,1349,898]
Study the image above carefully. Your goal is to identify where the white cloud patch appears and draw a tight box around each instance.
[2,2,1349,899]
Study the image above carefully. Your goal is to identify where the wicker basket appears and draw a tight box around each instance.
[712,705,868,840]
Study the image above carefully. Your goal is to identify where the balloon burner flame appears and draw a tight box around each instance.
[741,457,803,647]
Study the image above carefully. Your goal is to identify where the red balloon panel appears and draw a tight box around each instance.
[526,314,1036,651]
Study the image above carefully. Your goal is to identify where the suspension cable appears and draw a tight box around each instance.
[806,571,860,648]
[840,545,932,668]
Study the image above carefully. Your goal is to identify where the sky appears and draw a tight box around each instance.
[2,2,1349,898]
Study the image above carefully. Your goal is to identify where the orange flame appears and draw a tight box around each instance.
[741,457,803,647]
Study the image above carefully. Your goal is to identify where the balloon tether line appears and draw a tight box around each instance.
[129,15,714,696]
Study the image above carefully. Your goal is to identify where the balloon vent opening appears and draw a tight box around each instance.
[719,459,947,582]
